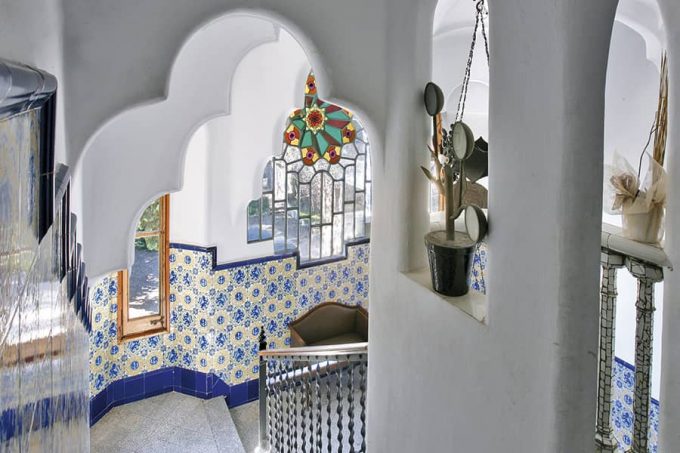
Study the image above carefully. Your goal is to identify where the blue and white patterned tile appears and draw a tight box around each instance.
[88,242,372,396]
[611,358,659,452]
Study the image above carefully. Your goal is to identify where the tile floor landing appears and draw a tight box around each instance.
[90,392,245,453]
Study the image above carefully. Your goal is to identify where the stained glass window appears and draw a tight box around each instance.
[248,73,372,263]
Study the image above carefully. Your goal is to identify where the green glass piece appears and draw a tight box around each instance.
[301,131,314,148]
[316,133,329,155]
[326,110,351,121]
[292,118,306,130]
[325,126,343,144]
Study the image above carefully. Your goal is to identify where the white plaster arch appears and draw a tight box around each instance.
[78,14,280,277]
[79,9,384,278]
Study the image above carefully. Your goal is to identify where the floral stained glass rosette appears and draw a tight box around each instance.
[283,73,357,166]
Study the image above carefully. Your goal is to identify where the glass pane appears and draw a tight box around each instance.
[333,214,343,255]
[311,174,321,226]
[333,181,344,213]
[287,210,299,250]
[262,194,273,240]
[345,166,355,202]
[343,143,358,159]
[299,183,311,218]
[365,182,373,223]
[287,172,299,208]
[322,225,332,258]
[311,227,321,260]
[322,173,332,225]
[356,155,366,191]
[344,203,355,240]
[355,193,365,237]
[273,203,286,252]
[366,151,372,182]
[299,218,311,261]
[136,199,160,233]
[247,200,261,242]
[284,146,299,163]
[274,160,286,201]
[129,237,160,319]
[262,161,273,192]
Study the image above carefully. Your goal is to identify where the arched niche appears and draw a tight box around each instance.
[602,0,667,449]
[77,11,381,277]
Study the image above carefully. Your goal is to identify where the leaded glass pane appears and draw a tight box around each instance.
[311,174,321,226]
[310,227,321,260]
[261,194,273,240]
[322,225,332,258]
[313,159,330,173]
[329,163,344,180]
[333,214,343,255]
[333,181,344,213]
[355,192,365,238]
[247,73,372,263]
[247,200,261,242]
[299,183,311,218]
[284,146,299,163]
[365,182,373,222]
[322,173,332,225]
[345,166,355,202]
[286,210,298,250]
[262,161,273,192]
[366,151,372,182]
[343,143,358,159]
[344,203,355,241]
[356,155,366,191]
[299,218,310,261]
[287,172,299,208]
[274,160,286,201]
[273,202,286,251]
[299,165,315,183]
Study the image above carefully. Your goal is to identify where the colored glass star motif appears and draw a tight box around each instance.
[284,73,357,165]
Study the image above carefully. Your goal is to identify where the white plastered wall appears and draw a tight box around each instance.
[19,0,680,450]
[0,1,67,168]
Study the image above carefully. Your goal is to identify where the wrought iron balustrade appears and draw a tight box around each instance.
[595,223,671,452]
[258,340,368,453]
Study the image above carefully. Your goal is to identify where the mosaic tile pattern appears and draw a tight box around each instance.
[611,358,660,452]
[89,243,370,397]
[470,242,488,294]
[1,111,90,451]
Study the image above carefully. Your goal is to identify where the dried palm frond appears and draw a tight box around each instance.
[653,52,668,167]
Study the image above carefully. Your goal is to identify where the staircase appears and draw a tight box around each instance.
[255,342,369,453]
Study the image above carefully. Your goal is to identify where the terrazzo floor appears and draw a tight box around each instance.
[90,392,245,453]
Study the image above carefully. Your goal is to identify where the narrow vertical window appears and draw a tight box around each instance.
[117,194,170,341]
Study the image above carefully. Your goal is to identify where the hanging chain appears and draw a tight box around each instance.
[455,0,490,122]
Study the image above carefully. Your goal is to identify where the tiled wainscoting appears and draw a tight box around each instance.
[612,357,660,452]
[89,241,370,424]
[89,367,258,425]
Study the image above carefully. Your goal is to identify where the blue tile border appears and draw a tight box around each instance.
[614,356,660,406]
[89,367,258,426]
[170,237,370,272]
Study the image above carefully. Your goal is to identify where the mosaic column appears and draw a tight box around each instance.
[625,258,663,453]
[595,250,624,452]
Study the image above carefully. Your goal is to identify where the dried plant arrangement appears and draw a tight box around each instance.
[607,52,668,244]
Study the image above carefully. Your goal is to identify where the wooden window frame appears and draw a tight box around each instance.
[117,194,170,342]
